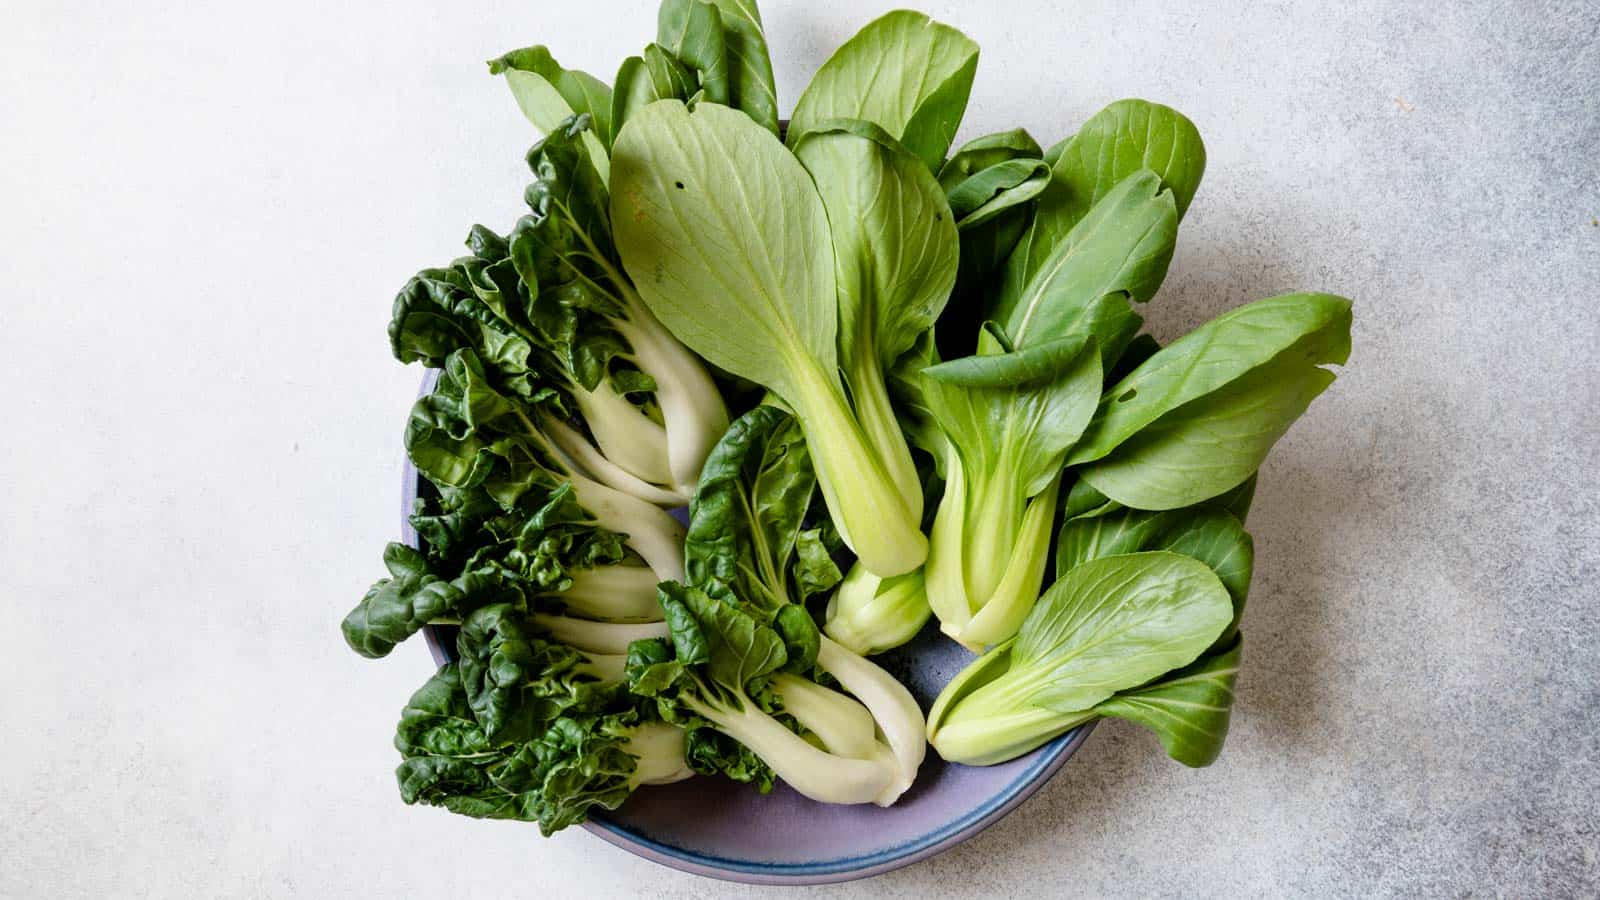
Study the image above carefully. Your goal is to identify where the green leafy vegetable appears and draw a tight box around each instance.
[787,10,979,172]
[1070,293,1352,508]
[625,407,926,801]
[1056,504,1253,647]
[354,0,1357,824]
[927,551,1232,765]
[997,99,1206,327]
[389,116,729,505]
[610,99,926,577]
[1094,635,1242,767]
[793,119,959,519]
[394,664,690,836]
[919,334,1103,649]
[489,46,614,180]
[824,567,931,657]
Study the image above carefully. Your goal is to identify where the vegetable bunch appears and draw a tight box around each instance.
[343,0,1352,836]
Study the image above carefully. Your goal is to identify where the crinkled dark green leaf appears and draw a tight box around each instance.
[342,549,511,659]
[685,406,816,610]
[772,604,820,674]
[489,716,639,836]
[394,665,494,760]
[792,528,843,600]
[624,637,684,696]
[662,581,788,690]
[683,725,775,792]
[937,129,1042,191]
[456,602,614,744]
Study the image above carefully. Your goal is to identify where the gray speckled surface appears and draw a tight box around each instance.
[2,0,1597,897]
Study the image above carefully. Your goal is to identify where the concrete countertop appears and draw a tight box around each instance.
[3,0,1595,896]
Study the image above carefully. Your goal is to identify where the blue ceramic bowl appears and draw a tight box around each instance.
[404,372,1092,884]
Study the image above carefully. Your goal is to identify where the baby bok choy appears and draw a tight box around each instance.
[630,407,926,805]
[927,551,1235,766]
[389,116,727,506]
[343,522,692,834]
[610,100,929,577]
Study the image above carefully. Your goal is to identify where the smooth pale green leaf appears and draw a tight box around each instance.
[1214,475,1258,523]
[937,129,1043,191]
[701,0,780,134]
[489,46,612,178]
[1079,351,1337,510]
[1012,551,1233,713]
[1160,511,1253,642]
[923,333,1093,389]
[1000,100,1205,313]
[657,0,730,105]
[1061,477,1120,519]
[794,120,959,372]
[610,100,836,402]
[945,157,1051,230]
[610,47,696,144]
[923,338,1102,498]
[1053,507,1171,575]
[1069,292,1354,465]
[1094,636,1241,766]
[1055,506,1252,645]
[787,10,979,172]
[1003,169,1178,356]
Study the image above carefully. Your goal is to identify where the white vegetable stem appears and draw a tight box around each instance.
[616,310,729,495]
[688,692,894,805]
[531,613,670,656]
[554,565,663,622]
[572,379,672,486]
[625,722,695,786]
[544,415,688,507]
[772,674,881,760]
[562,467,686,584]
[815,636,926,805]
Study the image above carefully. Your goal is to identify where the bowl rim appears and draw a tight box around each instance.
[403,369,1093,884]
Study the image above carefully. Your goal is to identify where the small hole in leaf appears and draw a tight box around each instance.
[1118,389,1137,402]
[674,181,685,190]
[935,213,943,221]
